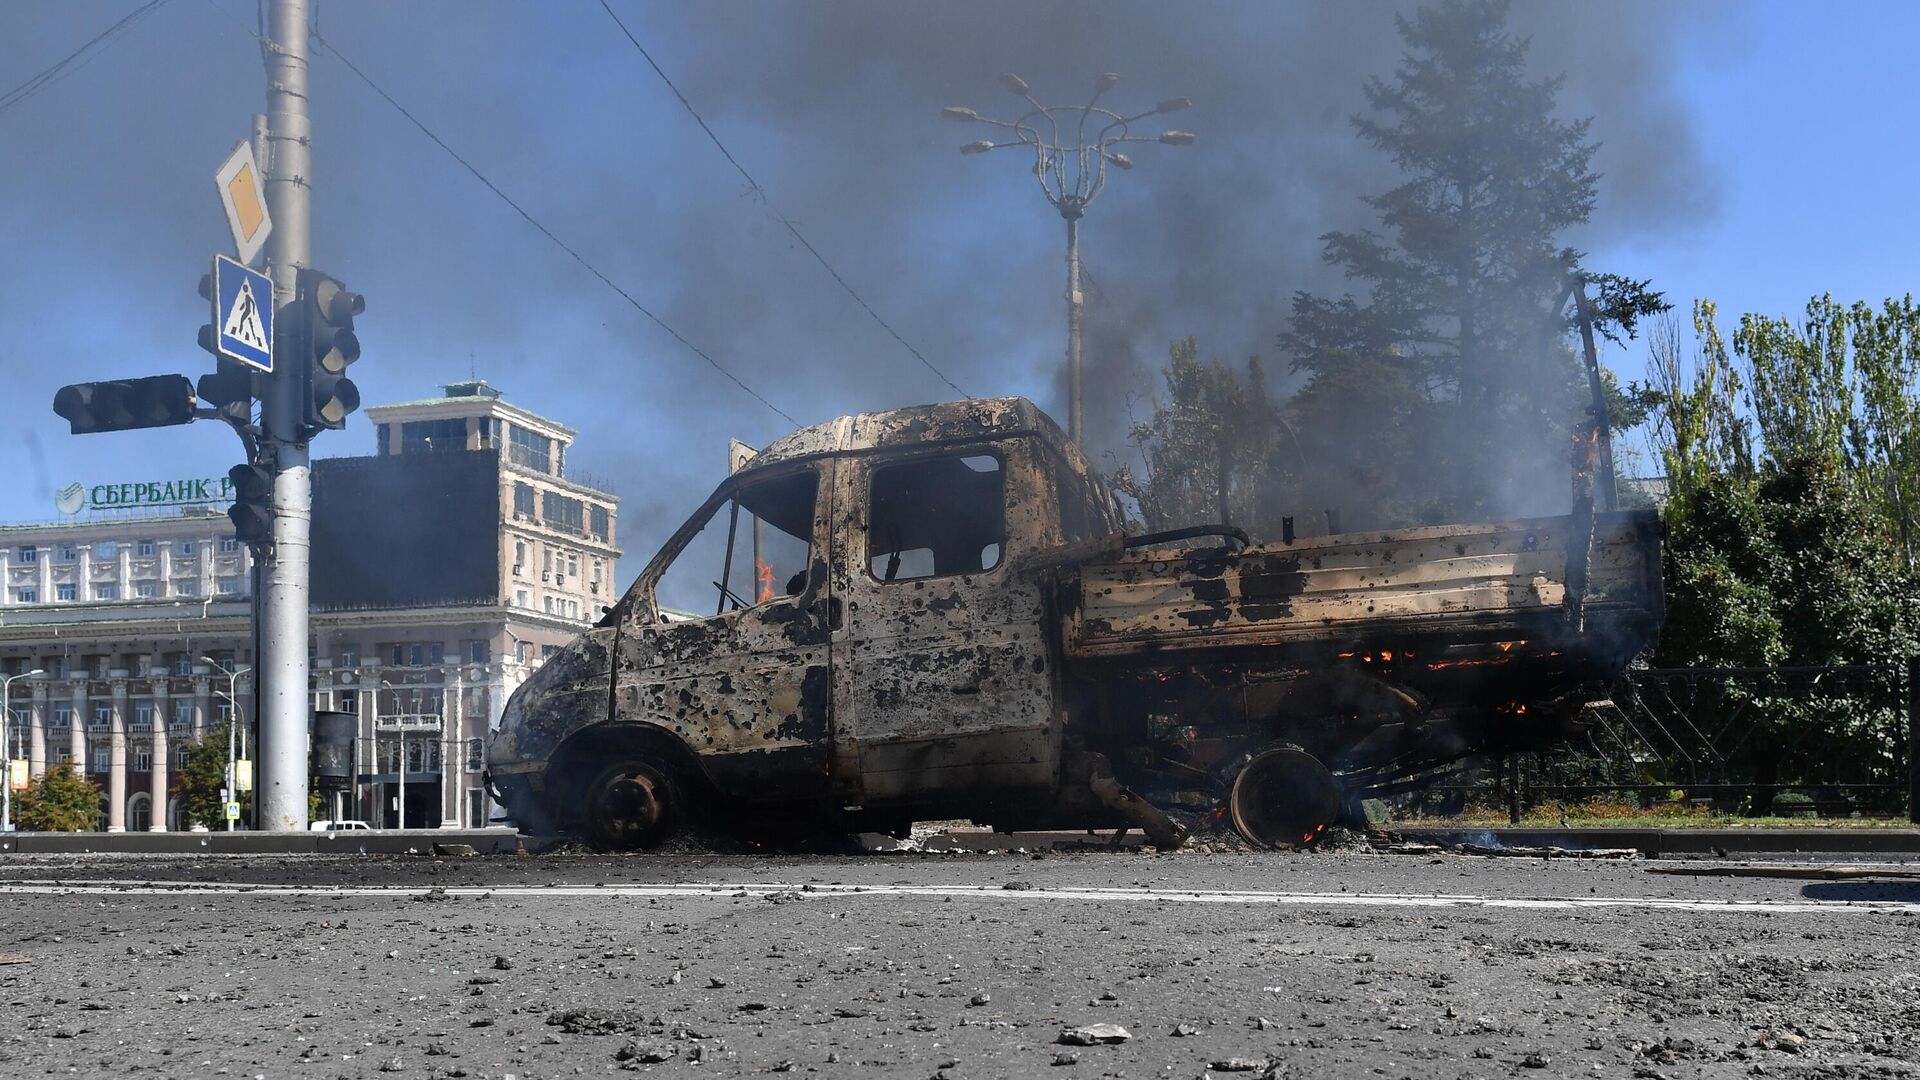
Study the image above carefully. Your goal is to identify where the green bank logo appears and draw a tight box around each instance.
[57,477,236,515]
[54,483,85,515]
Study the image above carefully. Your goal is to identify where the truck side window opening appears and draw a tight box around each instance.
[868,454,1004,581]
[653,470,818,618]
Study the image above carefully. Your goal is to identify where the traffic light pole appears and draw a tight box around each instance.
[258,0,312,831]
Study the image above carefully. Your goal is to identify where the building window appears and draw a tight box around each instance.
[133,702,153,731]
[541,644,561,659]
[174,746,191,770]
[513,482,535,519]
[217,578,240,595]
[590,505,610,541]
[513,541,526,573]
[56,543,76,562]
[172,700,193,731]
[95,541,116,559]
[13,588,36,604]
[94,584,118,601]
[179,539,195,556]
[429,642,444,665]
[408,644,425,667]
[91,749,109,773]
[215,653,237,674]
[52,705,71,729]
[542,491,585,534]
[174,580,197,597]
[508,425,553,473]
[466,640,489,665]
[515,589,529,609]
[55,584,76,602]
[57,748,72,764]
[172,654,192,676]
[134,748,152,772]
[92,705,111,728]
[137,539,155,558]
[215,537,236,554]
[135,582,157,598]
[340,647,357,670]
[16,545,36,564]
[543,596,554,614]
[402,418,468,455]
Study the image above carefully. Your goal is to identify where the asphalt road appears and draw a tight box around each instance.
[2,847,1918,1079]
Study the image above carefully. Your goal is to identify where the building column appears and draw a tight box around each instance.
[68,680,86,776]
[37,552,52,603]
[148,679,170,832]
[359,669,379,823]
[191,673,211,742]
[106,676,128,832]
[441,668,464,829]
[28,682,48,779]
[198,539,215,597]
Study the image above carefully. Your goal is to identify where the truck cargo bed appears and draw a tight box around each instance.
[1066,510,1662,666]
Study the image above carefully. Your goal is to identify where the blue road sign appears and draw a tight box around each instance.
[212,254,274,373]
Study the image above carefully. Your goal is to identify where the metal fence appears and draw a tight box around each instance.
[1404,661,1920,822]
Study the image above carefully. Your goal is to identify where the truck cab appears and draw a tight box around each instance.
[487,398,1111,846]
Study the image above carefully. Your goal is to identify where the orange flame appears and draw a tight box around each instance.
[756,558,775,603]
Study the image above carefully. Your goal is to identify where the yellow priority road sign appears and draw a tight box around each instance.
[215,140,273,265]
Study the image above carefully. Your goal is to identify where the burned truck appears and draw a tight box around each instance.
[486,397,1662,849]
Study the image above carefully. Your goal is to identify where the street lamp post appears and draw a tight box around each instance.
[201,658,249,832]
[944,73,1194,445]
[1,669,46,832]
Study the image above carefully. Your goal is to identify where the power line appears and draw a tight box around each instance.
[308,31,796,426]
[0,0,172,117]
[595,0,971,400]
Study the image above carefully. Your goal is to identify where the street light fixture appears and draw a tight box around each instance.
[200,657,249,832]
[1,669,45,833]
[941,71,1195,444]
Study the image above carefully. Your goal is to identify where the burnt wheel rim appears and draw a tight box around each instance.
[1229,746,1339,849]
[589,765,668,848]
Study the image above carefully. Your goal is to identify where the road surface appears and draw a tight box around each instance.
[1,846,1916,1078]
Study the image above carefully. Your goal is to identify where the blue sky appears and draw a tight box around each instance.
[2,1,1915,582]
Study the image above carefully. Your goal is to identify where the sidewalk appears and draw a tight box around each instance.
[0,827,527,856]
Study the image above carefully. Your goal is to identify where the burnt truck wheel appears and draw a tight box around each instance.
[582,758,680,850]
[1229,746,1340,849]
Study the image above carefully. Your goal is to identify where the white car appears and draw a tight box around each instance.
[309,819,373,832]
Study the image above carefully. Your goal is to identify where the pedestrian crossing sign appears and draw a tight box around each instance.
[212,254,274,373]
[225,801,241,821]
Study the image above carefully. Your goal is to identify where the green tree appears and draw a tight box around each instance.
[1112,339,1281,533]
[14,764,101,832]
[1281,0,1663,525]
[175,727,233,831]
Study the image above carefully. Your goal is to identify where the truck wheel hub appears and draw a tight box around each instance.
[595,773,663,838]
[1230,746,1339,849]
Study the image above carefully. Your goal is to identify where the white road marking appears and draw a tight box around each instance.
[0,879,1912,915]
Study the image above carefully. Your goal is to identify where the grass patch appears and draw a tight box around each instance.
[1392,796,1912,829]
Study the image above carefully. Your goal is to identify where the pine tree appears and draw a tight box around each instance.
[1281,0,1658,524]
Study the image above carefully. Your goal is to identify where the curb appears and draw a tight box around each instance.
[0,828,532,856]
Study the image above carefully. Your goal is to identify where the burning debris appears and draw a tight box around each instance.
[487,397,1662,852]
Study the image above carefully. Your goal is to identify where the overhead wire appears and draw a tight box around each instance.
[0,0,173,117]
[306,30,797,426]
[594,0,971,400]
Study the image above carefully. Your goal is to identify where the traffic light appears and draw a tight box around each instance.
[228,463,273,547]
[51,375,197,435]
[296,268,363,433]
[197,272,255,424]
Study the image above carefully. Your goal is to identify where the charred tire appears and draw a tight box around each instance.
[1229,745,1340,850]
[581,757,682,850]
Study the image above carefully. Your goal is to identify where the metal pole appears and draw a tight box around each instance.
[226,677,237,832]
[1,674,14,833]
[397,730,406,829]
[260,0,312,831]
[1064,209,1084,447]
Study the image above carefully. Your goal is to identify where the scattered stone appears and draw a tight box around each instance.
[413,887,451,903]
[547,1008,648,1036]
[1521,1051,1550,1068]
[1171,1022,1199,1037]
[1003,880,1034,891]
[0,953,30,965]
[1057,1023,1130,1046]
[614,1040,677,1065]
[708,977,727,989]
[969,992,991,1007]
[1050,1051,1079,1066]
[1209,1058,1269,1072]
[832,1007,869,1019]
[766,891,806,904]
[432,843,478,857]
[492,955,514,971]
[377,1057,405,1072]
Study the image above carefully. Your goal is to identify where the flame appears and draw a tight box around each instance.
[756,558,775,603]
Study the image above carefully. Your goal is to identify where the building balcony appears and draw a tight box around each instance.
[375,713,442,731]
